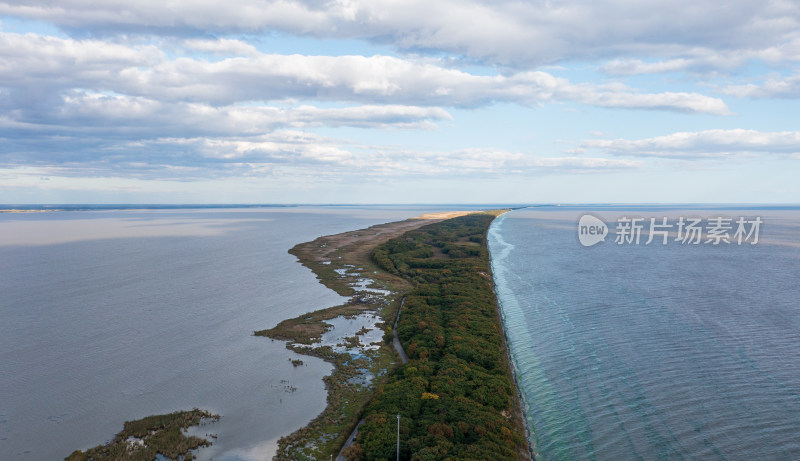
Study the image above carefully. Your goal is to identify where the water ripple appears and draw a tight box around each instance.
[489,208,800,460]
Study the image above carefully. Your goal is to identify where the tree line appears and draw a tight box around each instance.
[347,213,527,460]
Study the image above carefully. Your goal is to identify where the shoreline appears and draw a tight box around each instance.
[255,211,474,460]
[489,211,537,459]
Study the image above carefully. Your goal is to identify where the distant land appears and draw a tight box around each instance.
[0,204,300,212]
[3,203,798,214]
[0,204,530,213]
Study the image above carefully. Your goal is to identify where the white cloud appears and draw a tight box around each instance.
[579,129,800,158]
[569,87,730,114]
[4,91,453,135]
[1,0,798,68]
[722,74,800,98]
[601,58,695,75]
[0,32,729,114]
[0,30,701,185]
[601,36,800,76]
[0,122,640,180]
[135,134,641,177]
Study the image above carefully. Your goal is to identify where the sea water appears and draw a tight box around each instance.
[489,206,800,460]
[0,205,485,461]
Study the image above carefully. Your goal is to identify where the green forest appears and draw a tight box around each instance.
[349,212,528,460]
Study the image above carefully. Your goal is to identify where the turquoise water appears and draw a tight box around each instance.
[489,207,800,460]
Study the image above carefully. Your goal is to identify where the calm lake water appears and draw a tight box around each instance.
[489,207,800,460]
[0,205,484,460]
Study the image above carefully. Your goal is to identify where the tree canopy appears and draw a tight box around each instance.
[355,213,526,460]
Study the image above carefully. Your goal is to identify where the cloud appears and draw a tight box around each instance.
[601,35,800,76]
[0,29,709,186]
[578,129,800,158]
[602,58,694,75]
[1,90,453,136]
[1,0,798,68]
[567,87,729,114]
[0,32,729,114]
[0,28,726,185]
[722,74,800,98]
[0,123,640,181]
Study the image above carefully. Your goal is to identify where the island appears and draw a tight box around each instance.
[65,409,220,461]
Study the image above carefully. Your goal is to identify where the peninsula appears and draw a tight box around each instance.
[258,211,531,460]
[64,210,530,460]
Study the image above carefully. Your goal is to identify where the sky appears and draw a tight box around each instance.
[1,0,799,204]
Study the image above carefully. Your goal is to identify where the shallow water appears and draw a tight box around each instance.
[0,205,483,460]
[318,313,385,353]
[489,207,800,460]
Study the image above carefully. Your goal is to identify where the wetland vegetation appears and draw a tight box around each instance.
[254,216,459,460]
[64,409,219,461]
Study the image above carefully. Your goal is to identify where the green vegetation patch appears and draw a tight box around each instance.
[65,409,220,461]
[353,212,530,460]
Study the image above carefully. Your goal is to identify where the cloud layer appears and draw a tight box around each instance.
[0,32,729,113]
[579,129,800,158]
[0,29,730,181]
[1,1,799,201]
[3,0,799,67]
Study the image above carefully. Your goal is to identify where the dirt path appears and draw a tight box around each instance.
[335,419,364,461]
[393,297,409,364]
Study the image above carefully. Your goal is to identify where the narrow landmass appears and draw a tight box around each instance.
[354,211,531,460]
[255,212,472,460]
[258,211,531,460]
[0,208,59,213]
[65,409,220,461]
